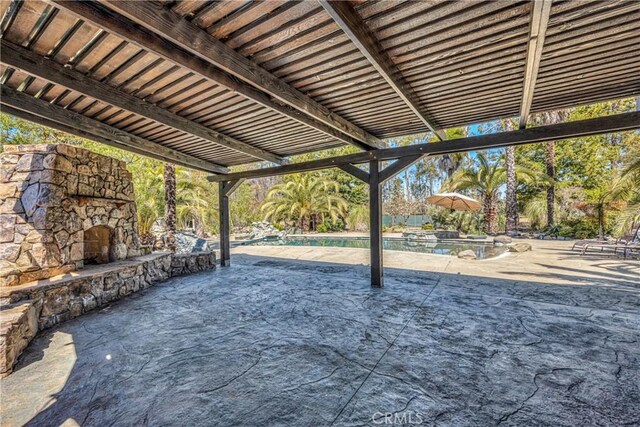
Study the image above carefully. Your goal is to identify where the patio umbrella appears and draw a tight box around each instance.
[426,192,481,211]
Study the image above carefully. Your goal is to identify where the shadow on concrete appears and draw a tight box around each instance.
[2,254,639,426]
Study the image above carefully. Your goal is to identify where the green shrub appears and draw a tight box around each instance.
[555,219,600,239]
[421,223,434,230]
[316,218,345,233]
[544,224,561,237]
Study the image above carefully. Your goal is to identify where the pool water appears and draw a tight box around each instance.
[242,236,507,259]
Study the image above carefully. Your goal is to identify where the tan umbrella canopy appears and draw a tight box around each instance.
[427,193,482,211]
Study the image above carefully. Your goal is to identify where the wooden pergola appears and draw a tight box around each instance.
[1,0,639,287]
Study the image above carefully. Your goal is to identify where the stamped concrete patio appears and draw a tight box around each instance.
[1,241,639,426]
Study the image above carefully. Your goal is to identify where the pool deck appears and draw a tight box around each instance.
[1,239,639,426]
[233,238,639,286]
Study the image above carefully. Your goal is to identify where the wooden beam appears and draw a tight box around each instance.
[63,0,385,149]
[0,40,284,165]
[338,163,369,182]
[379,155,424,183]
[1,85,228,174]
[208,111,640,182]
[49,0,371,151]
[319,0,444,141]
[1,105,214,172]
[368,159,383,288]
[222,179,245,197]
[519,0,552,129]
[92,0,385,150]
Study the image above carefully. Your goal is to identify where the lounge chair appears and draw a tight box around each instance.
[572,223,639,251]
[580,226,640,259]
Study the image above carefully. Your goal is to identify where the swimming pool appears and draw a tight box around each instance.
[241,236,507,259]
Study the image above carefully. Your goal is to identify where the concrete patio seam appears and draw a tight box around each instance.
[329,278,442,426]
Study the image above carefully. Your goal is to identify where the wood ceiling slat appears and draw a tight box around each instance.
[226,2,320,50]
[537,56,640,87]
[191,1,250,29]
[3,1,48,45]
[207,0,287,40]
[246,23,338,63]
[532,86,640,113]
[294,65,374,92]
[262,34,353,72]
[171,0,210,17]
[384,2,530,58]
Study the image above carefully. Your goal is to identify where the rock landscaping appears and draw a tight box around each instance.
[508,242,533,252]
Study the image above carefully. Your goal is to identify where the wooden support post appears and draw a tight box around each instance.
[218,179,244,267]
[219,181,231,267]
[369,159,383,288]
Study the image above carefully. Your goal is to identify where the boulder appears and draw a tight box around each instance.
[493,235,512,245]
[249,221,284,240]
[457,249,477,260]
[508,242,532,253]
[175,232,208,254]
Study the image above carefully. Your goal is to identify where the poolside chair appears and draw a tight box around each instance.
[580,225,640,259]
[572,223,639,251]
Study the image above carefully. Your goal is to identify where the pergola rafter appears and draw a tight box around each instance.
[49,0,372,152]
[91,0,385,150]
[319,0,444,140]
[520,0,553,128]
[1,86,228,174]
[0,40,285,165]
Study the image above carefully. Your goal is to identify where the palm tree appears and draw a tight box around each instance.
[538,111,568,227]
[446,153,543,234]
[436,127,468,179]
[132,162,164,244]
[169,168,223,236]
[164,163,176,251]
[502,119,518,234]
[585,175,634,239]
[261,174,347,232]
[346,203,369,231]
[614,154,640,237]
[437,152,466,179]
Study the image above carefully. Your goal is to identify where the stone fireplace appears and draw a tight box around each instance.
[0,144,141,286]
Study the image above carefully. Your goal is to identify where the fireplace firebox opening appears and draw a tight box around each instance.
[84,225,114,265]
